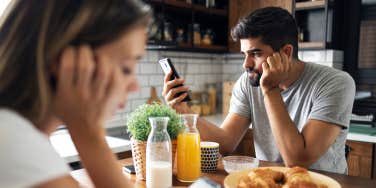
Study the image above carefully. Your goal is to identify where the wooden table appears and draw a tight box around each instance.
[71,158,376,188]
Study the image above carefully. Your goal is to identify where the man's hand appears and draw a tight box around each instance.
[162,70,191,113]
[260,52,291,95]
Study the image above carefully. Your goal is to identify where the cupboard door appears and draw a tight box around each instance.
[229,0,293,52]
[346,140,374,178]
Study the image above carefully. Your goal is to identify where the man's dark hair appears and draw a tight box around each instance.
[231,7,298,58]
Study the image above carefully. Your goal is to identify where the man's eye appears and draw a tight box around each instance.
[253,53,262,57]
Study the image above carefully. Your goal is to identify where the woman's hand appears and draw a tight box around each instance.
[52,45,128,135]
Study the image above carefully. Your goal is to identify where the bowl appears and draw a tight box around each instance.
[222,156,259,173]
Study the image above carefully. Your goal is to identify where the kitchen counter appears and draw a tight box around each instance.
[201,113,226,126]
[202,114,376,144]
[51,115,376,164]
[347,133,376,143]
[52,114,224,163]
[50,130,131,163]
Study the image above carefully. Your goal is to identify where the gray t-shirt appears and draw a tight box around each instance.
[229,62,355,174]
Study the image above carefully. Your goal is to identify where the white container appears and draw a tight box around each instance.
[146,117,172,188]
[146,161,172,188]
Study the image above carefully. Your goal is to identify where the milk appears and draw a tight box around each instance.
[146,161,172,188]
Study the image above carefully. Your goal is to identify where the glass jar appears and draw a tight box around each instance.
[193,23,201,45]
[163,21,173,42]
[176,28,185,44]
[177,114,201,182]
[146,117,172,188]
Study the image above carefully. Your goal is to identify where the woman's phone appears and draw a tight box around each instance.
[158,58,191,102]
[122,165,136,174]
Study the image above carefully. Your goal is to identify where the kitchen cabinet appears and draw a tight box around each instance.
[228,0,293,52]
[346,140,376,179]
[295,0,345,50]
[350,1,376,85]
[145,0,229,53]
[228,0,347,52]
[232,129,376,179]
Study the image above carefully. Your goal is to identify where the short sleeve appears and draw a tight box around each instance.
[229,73,252,118]
[308,73,356,128]
[0,110,70,188]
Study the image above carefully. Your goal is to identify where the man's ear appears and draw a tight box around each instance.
[280,44,294,61]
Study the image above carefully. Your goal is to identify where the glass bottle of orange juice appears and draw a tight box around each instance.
[177,114,201,182]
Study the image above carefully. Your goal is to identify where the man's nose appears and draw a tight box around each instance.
[242,56,254,70]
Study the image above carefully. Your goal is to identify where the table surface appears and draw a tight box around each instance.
[71,157,376,188]
[50,130,131,163]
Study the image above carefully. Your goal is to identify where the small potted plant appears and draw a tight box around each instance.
[126,103,184,180]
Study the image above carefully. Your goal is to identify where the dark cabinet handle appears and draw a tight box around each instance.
[345,145,351,159]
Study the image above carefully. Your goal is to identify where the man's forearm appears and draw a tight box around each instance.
[263,89,311,167]
[176,103,244,155]
[197,118,235,154]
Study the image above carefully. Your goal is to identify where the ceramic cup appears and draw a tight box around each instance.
[200,141,220,173]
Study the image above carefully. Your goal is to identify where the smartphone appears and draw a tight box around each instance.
[123,165,136,174]
[189,177,221,188]
[158,58,191,102]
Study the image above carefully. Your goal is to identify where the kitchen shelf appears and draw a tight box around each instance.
[146,42,227,52]
[163,0,191,8]
[146,0,229,53]
[193,44,228,51]
[159,0,227,16]
[296,0,325,11]
[192,5,227,16]
[298,42,325,49]
[178,42,193,48]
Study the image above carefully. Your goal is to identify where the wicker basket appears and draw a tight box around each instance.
[131,138,147,180]
[131,138,177,180]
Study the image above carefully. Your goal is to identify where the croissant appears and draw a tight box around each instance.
[238,169,284,188]
[282,167,328,188]
[236,167,328,188]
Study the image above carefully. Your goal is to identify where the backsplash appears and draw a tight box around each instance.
[106,49,344,128]
[106,50,244,128]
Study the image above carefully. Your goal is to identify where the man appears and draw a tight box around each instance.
[162,7,355,174]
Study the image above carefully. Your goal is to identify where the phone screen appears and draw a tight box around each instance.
[158,58,191,102]
[123,165,136,174]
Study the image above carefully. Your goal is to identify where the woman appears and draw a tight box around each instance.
[0,0,151,187]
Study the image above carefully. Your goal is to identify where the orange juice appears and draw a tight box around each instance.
[177,132,201,182]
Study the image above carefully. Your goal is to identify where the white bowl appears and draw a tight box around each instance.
[222,156,259,173]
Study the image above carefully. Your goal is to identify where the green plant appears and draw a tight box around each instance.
[126,103,184,141]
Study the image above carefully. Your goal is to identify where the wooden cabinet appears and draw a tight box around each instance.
[295,0,346,50]
[145,0,229,53]
[228,0,293,52]
[346,140,376,179]
[228,0,347,52]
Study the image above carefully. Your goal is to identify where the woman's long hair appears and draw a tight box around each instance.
[0,0,152,124]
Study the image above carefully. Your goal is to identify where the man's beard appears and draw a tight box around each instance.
[246,68,262,87]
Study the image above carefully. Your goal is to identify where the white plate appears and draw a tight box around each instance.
[224,167,341,188]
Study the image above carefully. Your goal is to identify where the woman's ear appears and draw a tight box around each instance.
[48,59,60,92]
[49,61,59,77]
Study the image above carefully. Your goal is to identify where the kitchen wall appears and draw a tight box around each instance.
[106,50,243,128]
[106,49,344,128]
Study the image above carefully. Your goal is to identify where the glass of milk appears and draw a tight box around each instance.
[146,117,172,188]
